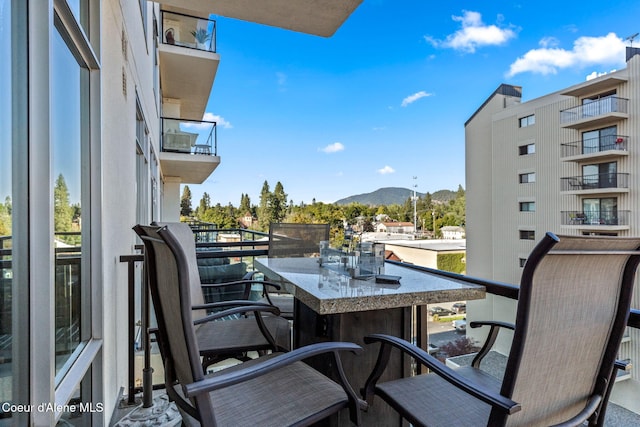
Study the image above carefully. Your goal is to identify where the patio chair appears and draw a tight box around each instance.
[135,223,291,370]
[363,232,640,427]
[135,223,365,426]
[254,223,330,319]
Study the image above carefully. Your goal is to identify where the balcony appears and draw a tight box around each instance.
[157,0,363,37]
[561,210,630,230]
[560,173,629,194]
[561,135,629,162]
[560,96,628,129]
[159,11,219,121]
[159,117,220,184]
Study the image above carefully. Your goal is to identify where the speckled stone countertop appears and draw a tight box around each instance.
[255,257,485,315]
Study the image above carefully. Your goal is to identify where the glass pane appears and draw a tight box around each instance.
[0,0,12,415]
[582,130,598,154]
[52,28,85,373]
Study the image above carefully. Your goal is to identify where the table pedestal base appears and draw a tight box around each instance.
[294,300,411,427]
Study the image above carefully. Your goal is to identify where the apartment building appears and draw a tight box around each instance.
[465,47,640,414]
[0,0,361,424]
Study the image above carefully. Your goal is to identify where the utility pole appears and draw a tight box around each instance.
[412,176,418,234]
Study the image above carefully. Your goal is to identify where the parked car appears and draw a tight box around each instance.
[428,306,455,317]
[452,302,466,314]
[452,319,467,332]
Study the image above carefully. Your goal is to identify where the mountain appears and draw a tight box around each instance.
[334,187,457,206]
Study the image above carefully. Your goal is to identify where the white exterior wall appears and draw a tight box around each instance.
[101,0,161,415]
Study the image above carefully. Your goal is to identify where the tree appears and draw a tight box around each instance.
[271,181,288,223]
[198,192,211,218]
[0,197,10,236]
[257,181,271,231]
[180,185,193,217]
[54,174,73,234]
[239,193,251,214]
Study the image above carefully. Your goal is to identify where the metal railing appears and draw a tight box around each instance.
[161,117,217,156]
[561,210,630,226]
[560,96,629,124]
[561,173,629,191]
[561,135,629,157]
[161,10,217,53]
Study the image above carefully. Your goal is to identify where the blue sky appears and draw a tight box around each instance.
[195,0,640,206]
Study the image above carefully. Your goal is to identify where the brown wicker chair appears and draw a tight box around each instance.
[135,223,365,426]
[136,223,291,370]
[363,232,640,427]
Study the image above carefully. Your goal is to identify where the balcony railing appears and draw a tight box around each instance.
[561,210,630,226]
[561,135,629,157]
[161,10,216,53]
[161,117,217,155]
[560,173,629,191]
[560,96,628,124]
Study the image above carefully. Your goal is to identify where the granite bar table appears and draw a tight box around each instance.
[255,257,485,426]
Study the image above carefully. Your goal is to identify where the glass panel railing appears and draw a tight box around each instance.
[560,96,628,124]
[161,10,216,53]
[561,135,628,157]
[161,117,217,155]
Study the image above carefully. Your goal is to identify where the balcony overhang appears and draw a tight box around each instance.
[560,74,627,97]
[562,150,629,163]
[157,0,363,37]
[159,152,220,184]
[561,188,629,196]
[561,224,630,232]
[560,112,628,129]
[159,44,219,121]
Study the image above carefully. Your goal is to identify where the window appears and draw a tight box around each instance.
[583,198,618,225]
[519,172,536,183]
[582,162,617,189]
[519,114,535,127]
[519,230,535,240]
[518,143,535,155]
[519,258,527,267]
[582,126,617,154]
[519,202,535,212]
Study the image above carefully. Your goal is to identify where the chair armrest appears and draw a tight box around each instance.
[192,304,280,325]
[469,321,514,368]
[201,279,282,292]
[183,342,362,397]
[363,334,520,415]
[191,299,274,311]
[548,394,602,427]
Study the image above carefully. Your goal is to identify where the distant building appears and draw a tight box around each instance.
[440,226,465,240]
[238,211,256,229]
[376,221,415,234]
[466,48,640,414]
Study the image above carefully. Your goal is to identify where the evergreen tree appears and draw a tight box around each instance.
[271,181,288,223]
[180,185,193,217]
[54,174,73,234]
[198,192,211,218]
[257,181,271,230]
[239,193,251,214]
[0,197,10,236]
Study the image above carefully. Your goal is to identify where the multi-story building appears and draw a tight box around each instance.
[0,0,361,424]
[465,47,640,414]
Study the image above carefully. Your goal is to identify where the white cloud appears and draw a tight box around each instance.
[203,112,232,129]
[507,32,625,77]
[320,142,345,153]
[425,10,516,53]
[401,91,432,107]
[377,165,395,175]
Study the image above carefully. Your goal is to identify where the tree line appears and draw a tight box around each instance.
[180,181,465,240]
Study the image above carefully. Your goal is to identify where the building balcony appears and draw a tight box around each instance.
[560,96,628,129]
[560,210,630,230]
[159,10,219,121]
[157,0,363,37]
[561,135,629,162]
[159,117,220,184]
[560,173,629,194]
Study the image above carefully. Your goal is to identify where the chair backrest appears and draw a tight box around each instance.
[133,224,206,395]
[153,222,209,319]
[268,223,329,258]
[495,232,640,426]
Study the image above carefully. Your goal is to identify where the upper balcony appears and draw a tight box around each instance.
[560,96,628,129]
[159,117,220,184]
[560,135,629,162]
[157,0,363,37]
[560,173,629,195]
[159,11,219,121]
